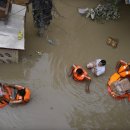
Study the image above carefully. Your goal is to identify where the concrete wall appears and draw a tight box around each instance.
[0,49,18,63]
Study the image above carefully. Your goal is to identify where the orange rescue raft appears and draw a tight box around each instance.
[107,72,130,101]
[0,85,31,109]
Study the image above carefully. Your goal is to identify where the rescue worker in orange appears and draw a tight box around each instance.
[3,84,31,104]
[116,60,130,78]
[69,64,91,92]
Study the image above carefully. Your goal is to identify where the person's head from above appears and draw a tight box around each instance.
[18,88,25,97]
[99,60,106,66]
[76,68,83,75]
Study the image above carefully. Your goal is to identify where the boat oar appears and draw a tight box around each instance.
[85,77,91,93]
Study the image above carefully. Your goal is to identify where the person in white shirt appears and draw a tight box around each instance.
[87,59,106,76]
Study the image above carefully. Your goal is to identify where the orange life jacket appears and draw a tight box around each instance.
[16,88,31,103]
[119,71,130,78]
[118,64,128,73]
[73,65,90,81]
[118,64,130,77]
[108,72,121,86]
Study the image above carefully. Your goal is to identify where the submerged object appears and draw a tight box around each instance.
[31,0,52,36]
[107,61,130,101]
[32,0,52,28]
[106,37,118,48]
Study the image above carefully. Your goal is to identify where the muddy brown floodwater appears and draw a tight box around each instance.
[0,0,130,130]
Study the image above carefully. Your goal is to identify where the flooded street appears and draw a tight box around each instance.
[0,0,130,129]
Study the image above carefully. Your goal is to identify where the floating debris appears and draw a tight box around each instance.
[78,3,120,21]
[78,8,89,15]
[48,39,55,45]
[106,36,119,48]
[36,51,43,56]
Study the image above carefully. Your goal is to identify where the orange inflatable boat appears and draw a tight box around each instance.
[0,84,31,108]
[107,60,130,101]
